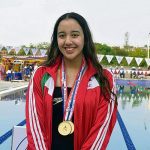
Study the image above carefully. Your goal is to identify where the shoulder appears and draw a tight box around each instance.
[103,68,113,78]
[32,66,47,78]
[31,66,53,85]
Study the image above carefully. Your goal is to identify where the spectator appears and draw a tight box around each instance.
[119,66,125,78]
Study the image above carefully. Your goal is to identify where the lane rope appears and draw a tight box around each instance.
[117,111,136,150]
[0,120,26,144]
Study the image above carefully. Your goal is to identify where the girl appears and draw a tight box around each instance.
[26,12,117,150]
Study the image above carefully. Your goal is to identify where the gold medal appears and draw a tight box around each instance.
[68,121,74,134]
[58,121,72,136]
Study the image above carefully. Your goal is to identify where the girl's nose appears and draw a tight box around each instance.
[65,36,72,45]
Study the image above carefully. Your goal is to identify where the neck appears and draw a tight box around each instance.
[62,55,85,87]
[63,56,83,71]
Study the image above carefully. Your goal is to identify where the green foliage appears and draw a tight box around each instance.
[95,43,111,55]
[110,57,118,66]
[139,59,147,67]
[36,42,49,49]
[130,58,138,67]
[100,56,108,65]
[128,48,147,58]
[120,57,128,66]
[17,48,26,55]
[95,43,148,67]
[9,50,15,55]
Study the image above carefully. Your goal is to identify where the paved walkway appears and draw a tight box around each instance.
[0,80,29,92]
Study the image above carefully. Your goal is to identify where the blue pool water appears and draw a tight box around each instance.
[107,89,150,150]
[0,82,150,150]
[0,90,26,150]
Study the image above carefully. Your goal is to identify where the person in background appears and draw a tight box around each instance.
[33,63,38,70]
[6,68,12,81]
[0,63,5,80]
[137,67,144,79]
[119,66,125,78]
[26,12,117,150]
[114,66,120,78]
[23,65,30,81]
[130,67,137,78]
[29,65,33,77]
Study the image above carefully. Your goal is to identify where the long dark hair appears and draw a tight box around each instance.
[43,12,117,102]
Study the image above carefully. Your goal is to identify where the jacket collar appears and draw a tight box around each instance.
[44,56,97,80]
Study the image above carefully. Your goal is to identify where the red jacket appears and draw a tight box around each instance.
[26,58,117,150]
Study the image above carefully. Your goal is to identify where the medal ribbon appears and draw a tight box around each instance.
[60,57,86,121]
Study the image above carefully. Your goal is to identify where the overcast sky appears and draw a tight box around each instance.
[0,0,150,47]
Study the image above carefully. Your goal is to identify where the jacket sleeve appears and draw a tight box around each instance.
[26,69,48,150]
[81,71,117,150]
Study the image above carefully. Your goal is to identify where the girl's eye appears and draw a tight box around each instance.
[58,34,65,38]
[72,34,79,38]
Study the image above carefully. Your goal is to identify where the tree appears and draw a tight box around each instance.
[95,43,112,55]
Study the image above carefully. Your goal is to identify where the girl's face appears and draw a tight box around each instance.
[57,18,84,62]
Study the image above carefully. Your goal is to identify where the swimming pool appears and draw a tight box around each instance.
[0,89,26,150]
[0,81,150,149]
[107,89,150,149]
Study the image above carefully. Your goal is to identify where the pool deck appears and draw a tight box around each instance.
[0,80,28,93]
